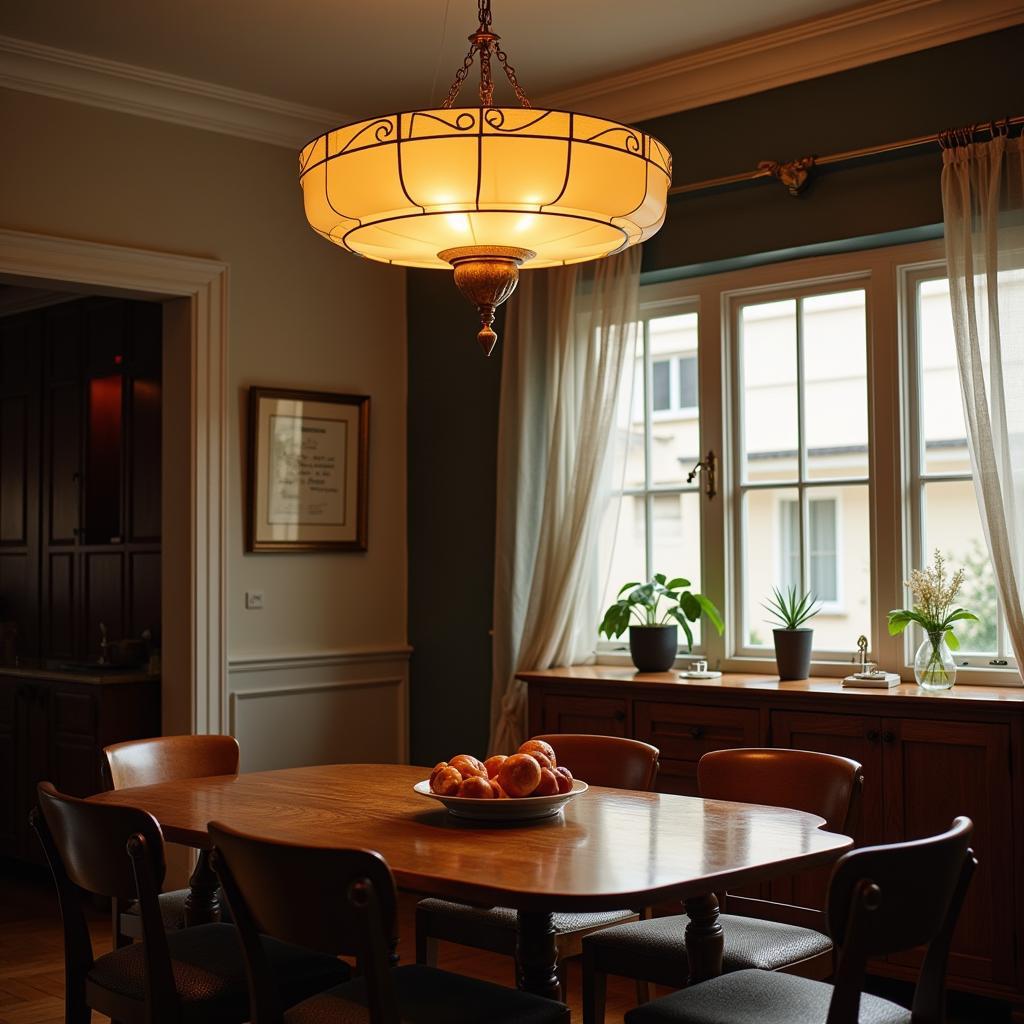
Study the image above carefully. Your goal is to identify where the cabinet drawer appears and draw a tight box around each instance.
[635,701,760,762]
[53,690,97,737]
[538,694,628,737]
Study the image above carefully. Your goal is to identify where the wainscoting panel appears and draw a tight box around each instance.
[227,646,410,772]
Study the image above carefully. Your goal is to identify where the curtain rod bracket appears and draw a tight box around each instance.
[757,156,816,196]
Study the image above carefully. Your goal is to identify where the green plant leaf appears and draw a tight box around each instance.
[616,580,641,597]
[679,591,701,622]
[668,606,694,652]
[666,577,690,590]
[693,593,725,634]
[945,629,960,650]
[653,572,667,585]
[944,608,979,625]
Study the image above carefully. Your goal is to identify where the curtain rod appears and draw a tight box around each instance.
[668,114,1024,199]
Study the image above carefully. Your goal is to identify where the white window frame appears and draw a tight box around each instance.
[598,297,706,664]
[596,237,1020,684]
[900,261,1018,675]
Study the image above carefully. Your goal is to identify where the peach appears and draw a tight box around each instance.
[518,739,557,768]
[533,767,560,796]
[498,753,542,797]
[449,754,488,780]
[554,766,573,794]
[458,776,494,799]
[490,780,509,798]
[483,754,508,779]
[429,762,449,785]
[430,766,463,795]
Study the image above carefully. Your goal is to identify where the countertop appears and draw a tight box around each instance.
[0,665,158,686]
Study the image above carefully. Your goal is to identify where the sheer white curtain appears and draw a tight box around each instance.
[489,248,640,753]
[941,133,1024,671]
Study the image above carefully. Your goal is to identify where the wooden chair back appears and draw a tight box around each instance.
[209,821,400,1024]
[103,734,240,790]
[826,816,975,1024]
[698,747,863,835]
[32,782,178,1021]
[533,734,660,791]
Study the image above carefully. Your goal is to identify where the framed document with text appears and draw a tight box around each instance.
[247,387,369,552]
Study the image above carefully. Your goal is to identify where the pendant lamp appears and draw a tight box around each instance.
[299,0,672,354]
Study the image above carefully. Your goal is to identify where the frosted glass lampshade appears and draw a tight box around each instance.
[299,107,672,270]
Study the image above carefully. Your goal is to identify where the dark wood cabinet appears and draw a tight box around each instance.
[536,692,629,737]
[0,670,159,863]
[1,297,161,665]
[524,667,1024,1016]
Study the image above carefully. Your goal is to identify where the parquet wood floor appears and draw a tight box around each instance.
[0,863,1009,1023]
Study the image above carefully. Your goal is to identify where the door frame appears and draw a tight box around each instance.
[0,227,229,734]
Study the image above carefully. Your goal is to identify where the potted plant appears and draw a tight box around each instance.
[764,586,821,681]
[599,573,723,673]
[888,550,979,690]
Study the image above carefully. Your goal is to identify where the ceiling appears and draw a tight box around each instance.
[0,0,872,119]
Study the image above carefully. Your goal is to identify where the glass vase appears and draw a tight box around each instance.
[914,632,956,690]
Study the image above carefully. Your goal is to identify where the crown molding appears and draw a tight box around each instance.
[538,0,1024,124]
[0,34,348,149]
[0,0,1020,147]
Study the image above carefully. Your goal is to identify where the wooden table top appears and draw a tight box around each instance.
[90,763,853,913]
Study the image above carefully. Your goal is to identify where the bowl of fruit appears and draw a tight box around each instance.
[415,739,588,821]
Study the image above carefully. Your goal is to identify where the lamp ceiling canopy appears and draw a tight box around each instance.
[299,0,672,354]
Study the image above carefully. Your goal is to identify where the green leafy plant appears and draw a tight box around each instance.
[888,550,979,684]
[599,573,724,651]
[763,586,821,630]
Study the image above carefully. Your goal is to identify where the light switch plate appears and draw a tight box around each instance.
[245,591,264,610]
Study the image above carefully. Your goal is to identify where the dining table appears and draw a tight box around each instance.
[89,762,853,999]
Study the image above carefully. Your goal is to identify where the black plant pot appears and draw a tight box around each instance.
[629,625,678,673]
[773,628,813,681]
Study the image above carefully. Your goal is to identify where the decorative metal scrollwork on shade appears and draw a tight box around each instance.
[299,108,671,270]
[298,0,672,354]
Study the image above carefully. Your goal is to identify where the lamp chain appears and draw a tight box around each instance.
[441,0,531,109]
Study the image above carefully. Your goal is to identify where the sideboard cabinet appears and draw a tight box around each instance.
[523,667,1024,1019]
[0,669,159,863]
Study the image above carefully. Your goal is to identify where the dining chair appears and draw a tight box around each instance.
[623,816,976,1024]
[31,781,349,1024]
[582,747,864,1024]
[103,733,240,947]
[208,820,571,1024]
[414,733,661,996]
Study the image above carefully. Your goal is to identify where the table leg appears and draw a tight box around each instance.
[515,910,561,999]
[683,892,723,984]
[184,849,221,926]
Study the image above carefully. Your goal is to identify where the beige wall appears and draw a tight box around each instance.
[0,89,408,693]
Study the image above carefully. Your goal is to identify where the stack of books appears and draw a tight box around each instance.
[842,670,901,688]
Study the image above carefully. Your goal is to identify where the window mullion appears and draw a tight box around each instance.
[642,319,654,581]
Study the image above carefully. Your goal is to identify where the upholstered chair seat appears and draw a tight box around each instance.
[284,963,568,1024]
[623,969,911,1024]
[585,911,834,987]
[88,922,349,1023]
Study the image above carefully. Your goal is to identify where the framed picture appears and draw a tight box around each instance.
[247,387,369,552]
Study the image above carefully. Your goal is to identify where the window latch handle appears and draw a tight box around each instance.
[686,450,717,500]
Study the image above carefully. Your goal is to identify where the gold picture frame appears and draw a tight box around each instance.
[246,387,369,552]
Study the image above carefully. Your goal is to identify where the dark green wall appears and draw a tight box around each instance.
[406,26,1023,765]
[406,276,504,765]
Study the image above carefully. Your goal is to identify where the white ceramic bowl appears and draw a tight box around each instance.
[413,778,588,821]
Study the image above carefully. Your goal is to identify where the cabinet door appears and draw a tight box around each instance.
[883,717,1014,988]
[0,681,16,857]
[536,693,628,737]
[636,701,760,796]
[14,681,50,863]
[770,710,885,911]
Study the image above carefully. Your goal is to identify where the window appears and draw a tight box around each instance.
[780,497,839,604]
[905,271,1015,670]
[597,239,1018,683]
[651,353,698,413]
[734,288,870,655]
[601,309,703,648]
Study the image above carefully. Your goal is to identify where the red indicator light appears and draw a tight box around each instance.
[114,354,123,365]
